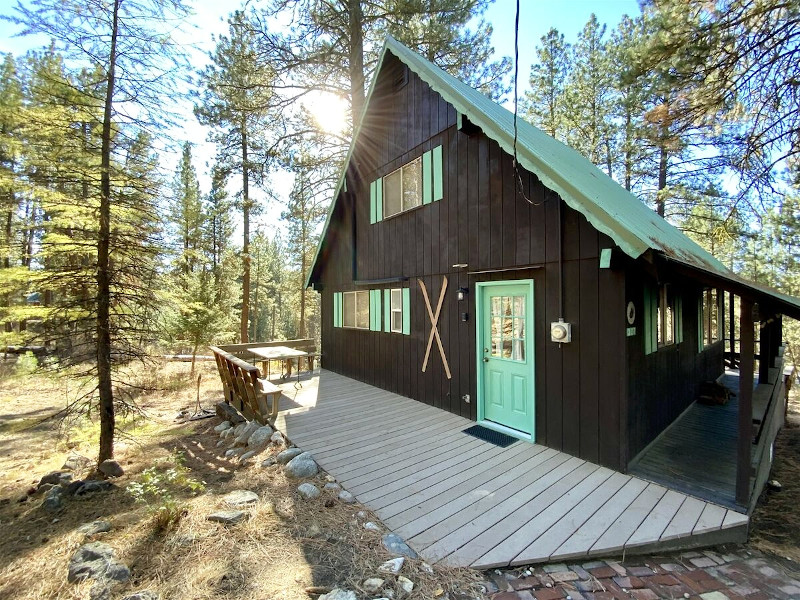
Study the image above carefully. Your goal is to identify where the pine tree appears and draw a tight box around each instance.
[7,0,190,466]
[563,14,616,176]
[195,10,276,344]
[170,142,203,275]
[523,28,570,141]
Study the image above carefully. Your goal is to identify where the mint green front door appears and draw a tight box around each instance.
[478,281,535,437]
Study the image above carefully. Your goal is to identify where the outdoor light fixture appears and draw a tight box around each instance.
[457,287,469,301]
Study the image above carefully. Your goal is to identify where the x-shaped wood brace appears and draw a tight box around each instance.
[419,276,452,380]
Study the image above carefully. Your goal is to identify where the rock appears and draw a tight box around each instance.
[247,425,274,448]
[324,482,341,492]
[319,590,357,600]
[121,591,159,600]
[419,562,434,574]
[233,422,247,436]
[364,522,381,532]
[276,447,303,464]
[73,480,115,496]
[260,456,277,468]
[42,485,65,511]
[238,450,258,464]
[297,483,321,499]
[768,479,782,491]
[89,581,112,600]
[356,511,367,519]
[35,482,54,496]
[214,421,232,433]
[67,542,130,584]
[220,428,235,440]
[99,460,124,478]
[224,447,246,458]
[215,401,245,424]
[379,557,404,574]
[207,510,246,524]
[338,490,355,504]
[78,520,112,536]
[223,490,258,506]
[62,453,92,472]
[382,533,418,558]
[363,578,385,593]
[325,474,336,482]
[270,431,284,444]
[397,576,413,595]
[284,452,318,478]
[215,439,226,448]
[234,421,261,446]
[39,471,72,488]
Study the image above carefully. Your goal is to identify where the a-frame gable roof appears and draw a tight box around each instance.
[307,36,800,319]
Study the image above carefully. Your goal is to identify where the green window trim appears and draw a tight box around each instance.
[402,287,411,335]
[384,289,391,333]
[643,283,657,355]
[333,292,343,328]
[433,145,443,201]
[369,180,376,224]
[675,294,683,344]
[369,289,381,331]
[422,150,432,205]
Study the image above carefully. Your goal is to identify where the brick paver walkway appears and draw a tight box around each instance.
[484,546,800,600]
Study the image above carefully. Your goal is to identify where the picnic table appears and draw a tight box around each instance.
[249,346,309,388]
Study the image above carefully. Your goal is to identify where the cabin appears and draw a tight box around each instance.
[305,37,800,517]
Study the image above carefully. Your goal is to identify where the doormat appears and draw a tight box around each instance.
[463,425,518,448]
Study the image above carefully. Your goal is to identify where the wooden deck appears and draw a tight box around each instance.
[274,370,748,569]
[629,370,775,511]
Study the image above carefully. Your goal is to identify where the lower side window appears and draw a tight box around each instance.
[343,290,369,329]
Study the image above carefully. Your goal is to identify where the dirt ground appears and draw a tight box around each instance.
[0,358,484,600]
[0,357,799,600]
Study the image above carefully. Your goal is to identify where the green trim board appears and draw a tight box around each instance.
[643,284,657,355]
[433,145,443,201]
[475,279,535,441]
[402,287,410,335]
[422,150,432,204]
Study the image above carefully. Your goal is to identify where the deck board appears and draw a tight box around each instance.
[273,370,749,568]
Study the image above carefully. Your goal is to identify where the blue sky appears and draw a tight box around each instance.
[0,0,642,230]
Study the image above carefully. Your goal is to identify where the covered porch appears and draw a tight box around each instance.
[273,370,748,569]
[630,261,795,514]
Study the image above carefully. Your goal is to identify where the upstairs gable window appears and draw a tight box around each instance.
[383,157,422,218]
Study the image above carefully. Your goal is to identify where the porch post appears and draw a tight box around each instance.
[758,315,771,385]
[737,297,754,506]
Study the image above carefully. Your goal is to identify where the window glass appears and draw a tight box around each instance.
[402,157,421,211]
[355,291,369,329]
[658,284,675,346]
[390,288,403,333]
[343,292,355,328]
[343,291,369,329]
[382,157,422,218]
[489,294,526,362]
[703,288,719,346]
[383,170,402,218]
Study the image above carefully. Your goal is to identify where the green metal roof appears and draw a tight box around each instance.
[306,37,800,318]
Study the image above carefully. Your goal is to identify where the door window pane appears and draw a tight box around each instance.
[488,293,527,362]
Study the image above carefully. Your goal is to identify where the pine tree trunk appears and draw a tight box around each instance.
[657,142,668,217]
[240,117,250,343]
[347,0,365,129]
[97,0,120,466]
[3,207,11,333]
[299,221,307,339]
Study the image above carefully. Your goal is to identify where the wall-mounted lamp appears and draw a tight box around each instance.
[457,287,469,301]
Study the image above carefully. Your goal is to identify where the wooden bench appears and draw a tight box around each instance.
[210,345,281,424]
[217,338,321,378]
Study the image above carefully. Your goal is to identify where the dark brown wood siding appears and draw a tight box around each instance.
[625,267,725,462]
[315,52,628,471]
